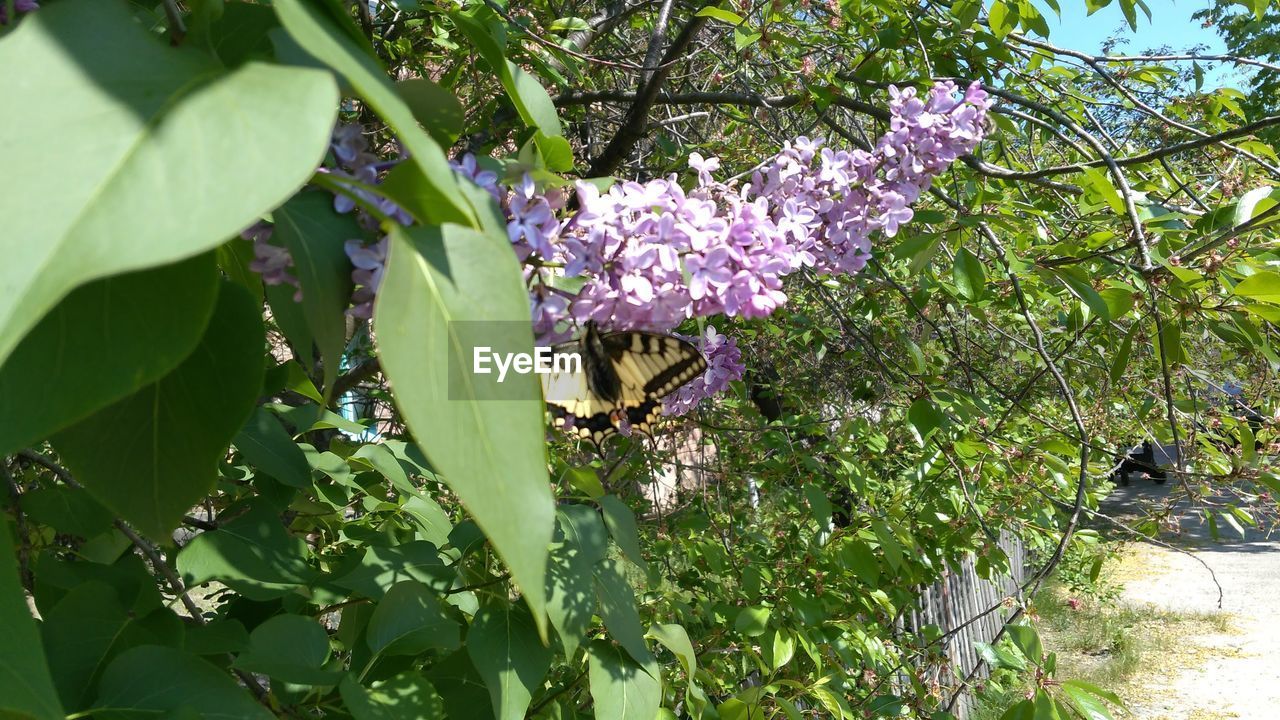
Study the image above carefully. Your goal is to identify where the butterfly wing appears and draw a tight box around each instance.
[544,331,707,445]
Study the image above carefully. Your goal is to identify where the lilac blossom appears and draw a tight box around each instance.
[664,327,745,416]
[243,223,302,302]
[345,238,388,320]
[455,80,989,416]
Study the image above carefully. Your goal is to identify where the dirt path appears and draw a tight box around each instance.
[1101,482,1280,720]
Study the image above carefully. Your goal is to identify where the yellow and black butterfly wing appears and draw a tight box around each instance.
[543,331,707,445]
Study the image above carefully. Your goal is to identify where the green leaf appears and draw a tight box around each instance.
[587,641,661,720]
[425,651,494,720]
[333,541,452,600]
[178,502,319,600]
[340,673,448,720]
[467,601,553,720]
[274,0,474,226]
[1054,270,1111,321]
[735,606,771,637]
[402,496,455,548]
[975,641,1027,671]
[547,506,606,658]
[1061,679,1123,707]
[271,191,359,398]
[41,581,177,711]
[0,522,65,720]
[0,0,336,368]
[594,558,652,664]
[734,27,762,50]
[1005,624,1043,664]
[1118,0,1138,31]
[1098,287,1136,320]
[600,495,648,571]
[1033,689,1063,720]
[1081,167,1124,214]
[648,623,698,677]
[803,484,833,530]
[51,282,264,539]
[366,581,461,657]
[395,78,466,146]
[1233,187,1280,227]
[20,485,114,539]
[233,614,339,685]
[988,0,1015,37]
[234,406,314,489]
[839,539,880,585]
[1000,698,1035,720]
[908,397,946,445]
[762,628,796,671]
[93,646,273,720]
[1110,324,1136,383]
[0,254,218,455]
[562,465,606,499]
[1235,271,1280,304]
[1061,682,1115,720]
[448,10,563,138]
[696,6,746,24]
[374,223,554,637]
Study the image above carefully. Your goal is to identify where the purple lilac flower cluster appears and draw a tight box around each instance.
[0,0,38,25]
[507,81,990,342]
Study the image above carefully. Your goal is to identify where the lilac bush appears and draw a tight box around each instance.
[250,81,990,415]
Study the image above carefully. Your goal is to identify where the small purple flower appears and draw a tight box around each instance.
[246,228,302,302]
[345,238,388,319]
[665,326,745,416]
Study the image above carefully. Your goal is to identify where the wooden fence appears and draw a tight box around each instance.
[906,533,1029,719]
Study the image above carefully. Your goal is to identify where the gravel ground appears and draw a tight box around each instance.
[1101,481,1280,720]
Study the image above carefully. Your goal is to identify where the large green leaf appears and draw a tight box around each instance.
[467,601,553,720]
[273,0,474,226]
[178,502,318,600]
[0,0,336,367]
[951,247,986,301]
[234,406,314,489]
[599,495,648,571]
[374,223,554,635]
[272,191,358,397]
[332,541,454,600]
[50,283,265,539]
[0,254,218,455]
[366,581,461,657]
[93,646,274,720]
[0,522,65,720]
[546,506,606,657]
[232,614,340,685]
[647,623,698,677]
[587,641,661,720]
[1054,269,1111,321]
[1235,271,1280,304]
[594,558,652,664]
[41,581,173,711]
[340,673,448,720]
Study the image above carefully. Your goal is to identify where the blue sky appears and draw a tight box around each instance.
[1030,0,1223,53]
[1025,0,1252,87]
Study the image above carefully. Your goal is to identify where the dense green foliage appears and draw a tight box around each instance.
[2,0,1280,719]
